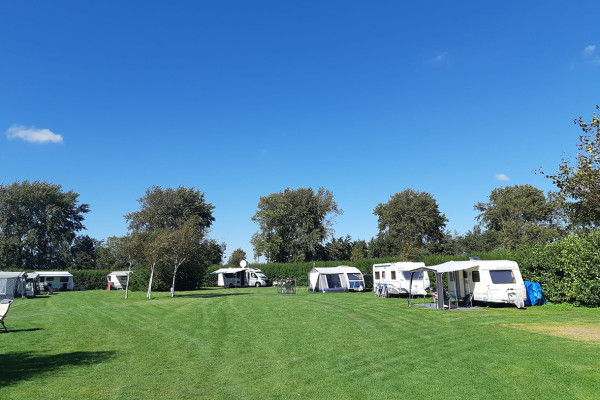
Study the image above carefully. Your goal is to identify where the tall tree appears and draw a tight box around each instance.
[474,184,562,249]
[125,186,216,297]
[542,105,600,227]
[70,235,97,269]
[325,235,353,261]
[0,181,90,269]
[350,240,368,261]
[251,187,342,263]
[164,217,203,297]
[373,189,447,259]
[125,186,214,233]
[227,248,247,266]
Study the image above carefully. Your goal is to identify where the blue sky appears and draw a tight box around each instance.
[1,1,599,262]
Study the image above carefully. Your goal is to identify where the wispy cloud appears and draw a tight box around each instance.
[583,45,596,56]
[434,52,448,62]
[6,125,63,144]
[495,173,510,182]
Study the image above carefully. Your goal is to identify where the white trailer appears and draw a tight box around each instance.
[373,262,430,297]
[107,271,131,290]
[446,260,526,306]
[407,260,526,309]
[211,267,270,288]
[35,271,74,291]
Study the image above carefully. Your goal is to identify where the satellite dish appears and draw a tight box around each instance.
[240,260,247,268]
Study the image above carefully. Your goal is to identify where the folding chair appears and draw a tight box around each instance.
[1,299,14,332]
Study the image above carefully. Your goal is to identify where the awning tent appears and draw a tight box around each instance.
[407,261,479,309]
[308,267,350,293]
[0,272,27,299]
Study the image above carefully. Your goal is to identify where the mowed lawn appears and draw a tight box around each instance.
[1,288,599,399]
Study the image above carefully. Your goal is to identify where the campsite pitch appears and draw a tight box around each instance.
[1,288,599,399]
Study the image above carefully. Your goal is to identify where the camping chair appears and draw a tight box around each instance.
[1,299,14,332]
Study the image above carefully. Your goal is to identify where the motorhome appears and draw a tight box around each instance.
[211,267,270,288]
[373,262,430,297]
[445,260,526,306]
[308,266,365,293]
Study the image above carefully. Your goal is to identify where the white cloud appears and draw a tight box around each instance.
[434,52,448,62]
[583,45,596,56]
[6,125,63,144]
[495,174,510,181]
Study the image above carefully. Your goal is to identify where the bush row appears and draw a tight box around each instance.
[514,231,600,307]
[70,270,111,290]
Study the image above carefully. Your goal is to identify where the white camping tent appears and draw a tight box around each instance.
[407,260,526,309]
[308,266,364,292]
[0,272,27,299]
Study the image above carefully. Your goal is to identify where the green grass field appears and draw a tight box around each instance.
[1,288,599,399]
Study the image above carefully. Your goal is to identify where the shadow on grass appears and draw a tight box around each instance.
[0,350,116,387]
[174,292,256,299]
[1,328,44,334]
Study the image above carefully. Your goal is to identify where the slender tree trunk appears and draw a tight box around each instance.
[170,259,186,297]
[125,260,132,300]
[147,264,155,299]
[171,266,177,297]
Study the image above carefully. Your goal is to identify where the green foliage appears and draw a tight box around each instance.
[372,189,447,259]
[515,231,600,306]
[125,185,215,233]
[226,248,247,266]
[475,184,562,249]
[251,187,342,262]
[0,180,90,269]
[70,270,110,290]
[542,105,600,227]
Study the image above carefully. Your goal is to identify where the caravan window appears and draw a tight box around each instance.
[472,271,480,282]
[402,271,423,280]
[60,277,69,283]
[375,271,380,280]
[382,271,386,279]
[490,270,516,284]
[391,271,396,280]
[347,273,362,281]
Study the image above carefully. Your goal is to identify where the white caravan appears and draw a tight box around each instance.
[35,271,74,291]
[107,271,131,290]
[211,267,270,288]
[445,260,526,306]
[373,262,430,297]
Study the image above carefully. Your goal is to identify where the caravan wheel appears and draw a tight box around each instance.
[255,283,261,287]
[228,283,234,288]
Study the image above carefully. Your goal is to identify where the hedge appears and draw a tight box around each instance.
[70,270,111,290]
[514,231,600,306]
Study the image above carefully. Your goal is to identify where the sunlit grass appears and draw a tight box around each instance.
[1,289,599,399]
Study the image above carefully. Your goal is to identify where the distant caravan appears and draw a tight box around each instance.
[373,262,430,297]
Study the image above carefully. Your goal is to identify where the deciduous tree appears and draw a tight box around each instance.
[227,248,247,266]
[474,184,562,249]
[251,187,342,263]
[372,189,447,259]
[542,105,600,227]
[0,181,90,269]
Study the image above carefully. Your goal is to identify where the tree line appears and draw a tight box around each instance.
[0,106,598,293]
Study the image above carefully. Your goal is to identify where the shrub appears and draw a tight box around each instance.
[71,270,111,290]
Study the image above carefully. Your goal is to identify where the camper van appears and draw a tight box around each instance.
[446,260,526,306]
[211,267,270,288]
[373,262,430,297]
[308,266,365,293]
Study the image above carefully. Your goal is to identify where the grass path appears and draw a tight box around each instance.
[1,288,599,399]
